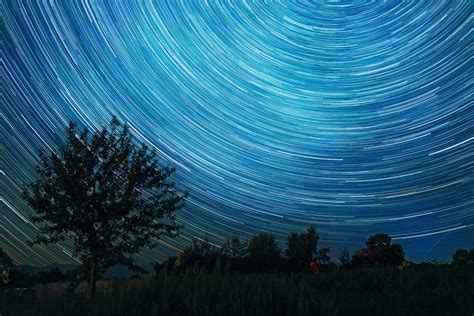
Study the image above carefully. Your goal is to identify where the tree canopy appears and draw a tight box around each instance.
[220,236,247,259]
[23,117,187,295]
[452,248,474,266]
[286,227,319,272]
[248,232,282,272]
[351,233,405,268]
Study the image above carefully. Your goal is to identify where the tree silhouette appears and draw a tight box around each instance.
[22,117,187,295]
[351,233,405,268]
[248,232,281,272]
[286,227,319,272]
[452,249,474,265]
[338,247,351,268]
[178,238,222,273]
[316,247,336,272]
[220,236,247,259]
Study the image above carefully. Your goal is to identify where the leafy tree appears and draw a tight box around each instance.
[316,247,330,264]
[285,227,319,272]
[220,236,248,259]
[248,232,281,272]
[351,233,405,268]
[183,238,219,257]
[23,117,187,295]
[452,249,474,266]
[179,238,221,273]
[350,248,370,268]
[366,234,392,249]
[338,247,351,268]
[316,247,336,272]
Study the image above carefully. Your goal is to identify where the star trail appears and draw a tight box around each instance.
[2,1,473,266]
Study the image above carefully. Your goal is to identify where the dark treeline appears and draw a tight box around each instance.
[153,229,473,275]
[2,234,473,289]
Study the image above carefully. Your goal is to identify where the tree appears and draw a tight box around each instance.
[367,234,391,248]
[316,247,336,272]
[0,247,13,285]
[350,233,405,268]
[338,247,351,268]
[248,232,281,272]
[452,249,474,266]
[179,238,221,273]
[285,227,319,272]
[220,236,247,259]
[23,117,187,295]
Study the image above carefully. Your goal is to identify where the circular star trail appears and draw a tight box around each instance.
[2,1,473,265]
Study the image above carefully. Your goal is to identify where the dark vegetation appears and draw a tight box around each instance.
[21,117,186,295]
[1,262,473,316]
[153,230,405,275]
[1,117,473,315]
[2,236,473,315]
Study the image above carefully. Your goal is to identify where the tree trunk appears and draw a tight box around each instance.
[89,259,97,297]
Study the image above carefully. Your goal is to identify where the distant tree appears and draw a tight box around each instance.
[350,248,370,268]
[285,227,319,272]
[154,256,180,275]
[351,233,405,268]
[220,236,248,259]
[316,247,337,272]
[452,249,474,266]
[23,117,187,295]
[316,247,331,265]
[183,238,220,257]
[0,247,13,285]
[179,238,222,273]
[338,247,351,268]
[248,232,281,272]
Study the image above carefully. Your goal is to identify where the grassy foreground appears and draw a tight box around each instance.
[1,266,473,316]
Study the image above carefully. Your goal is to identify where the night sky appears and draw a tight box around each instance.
[2,2,473,266]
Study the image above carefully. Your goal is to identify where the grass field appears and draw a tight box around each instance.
[1,266,473,316]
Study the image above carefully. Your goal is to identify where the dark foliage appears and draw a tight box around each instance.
[2,266,73,289]
[316,247,337,272]
[451,248,474,265]
[22,117,187,295]
[0,248,13,285]
[350,233,405,268]
[155,229,339,275]
[220,236,247,259]
[285,227,319,273]
[247,232,282,273]
[2,266,473,316]
[178,238,224,273]
[0,248,13,270]
[338,247,351,268]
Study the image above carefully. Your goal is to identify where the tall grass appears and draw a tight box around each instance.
[1,266,473,316]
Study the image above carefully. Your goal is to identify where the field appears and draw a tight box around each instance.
[1,266,473,316]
